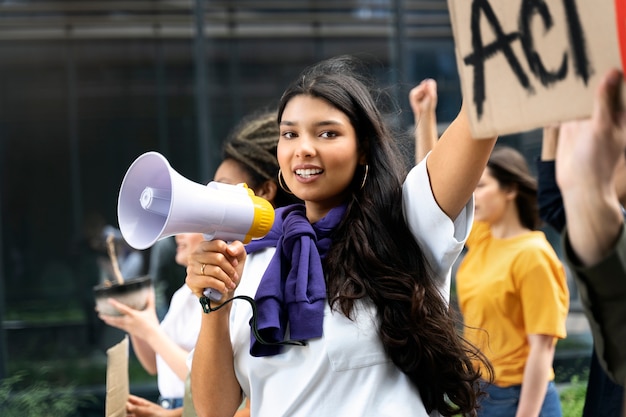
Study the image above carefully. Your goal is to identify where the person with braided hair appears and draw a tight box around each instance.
[218,110,301,209]
[185,55,497,417]
[99,110,295,417]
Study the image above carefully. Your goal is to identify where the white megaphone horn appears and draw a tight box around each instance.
[117,151,275,300]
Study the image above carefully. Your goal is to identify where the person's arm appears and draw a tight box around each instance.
[564,227,626,385]
[426,100,497,220]
[556,68,626,386]
[100,293,191,380]
[409,79,439,163]
[557,69,626,266]
[515,334,557,417]
[537,126,566,231]
[186,239,247,417]
[126,394,183,417]
[127,335,158,375]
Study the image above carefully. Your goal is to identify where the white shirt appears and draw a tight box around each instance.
[157,284,202,398]
[227,159,474,417]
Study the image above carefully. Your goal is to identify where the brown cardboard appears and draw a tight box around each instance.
[106,336,129,417]
[448,0,625,137]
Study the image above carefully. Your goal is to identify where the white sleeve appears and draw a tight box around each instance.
[401,155,474,302]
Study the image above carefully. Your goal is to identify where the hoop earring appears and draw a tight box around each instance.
[277,169,294,195]
[359,164,369,190]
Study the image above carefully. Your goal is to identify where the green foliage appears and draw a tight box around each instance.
[9,358,105,386]
[8,355,156,387]
[0,371,96,417]
[5,302,85,323]
[560,375,587,417]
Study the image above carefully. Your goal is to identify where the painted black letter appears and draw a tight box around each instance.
[519,0,568,86]
[463,0,532,119]
[562,0,593,84]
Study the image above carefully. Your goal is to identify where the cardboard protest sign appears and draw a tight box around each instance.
[448,0,626,137]
[106,336,129,417]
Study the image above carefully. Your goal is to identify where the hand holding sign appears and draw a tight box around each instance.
[448,0,626,137]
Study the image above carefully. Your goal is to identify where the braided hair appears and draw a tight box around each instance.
[222,111,301,208]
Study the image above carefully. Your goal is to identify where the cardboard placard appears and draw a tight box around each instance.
[106,336,129,417]
[448,0,626,137]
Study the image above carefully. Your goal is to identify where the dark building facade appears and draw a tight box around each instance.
[0,1,548,401]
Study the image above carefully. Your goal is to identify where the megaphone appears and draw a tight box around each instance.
[117,151,275,300]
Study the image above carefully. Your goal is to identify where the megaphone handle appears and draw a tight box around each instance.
[199,234,235,303]
[203,288,223,302]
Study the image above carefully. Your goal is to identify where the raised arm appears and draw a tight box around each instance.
[409,79,439,163]
[557,68,626,266]
[556,68,626,386]
[537,126,566,232]
[99,292,191,380]
[426,100,497,220]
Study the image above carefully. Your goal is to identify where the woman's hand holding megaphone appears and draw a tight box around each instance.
[186,239,247,306]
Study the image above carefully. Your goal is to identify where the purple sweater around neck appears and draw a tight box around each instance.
[245,203,347,356]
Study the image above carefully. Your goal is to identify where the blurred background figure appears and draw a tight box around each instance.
[98,231,203,417]
[218,110,301,209]
[70,210,147,351]
[97,109,299,417]
[411,81,569,416]
[555,68,626,412]
[102,224,145,281]
[538,125,625,417]
[409,78,439,164]
[456,146,569,417]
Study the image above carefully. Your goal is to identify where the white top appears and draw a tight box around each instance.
[227,158,473,417]
[157,283,203,398]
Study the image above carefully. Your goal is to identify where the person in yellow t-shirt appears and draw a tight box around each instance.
[456,146,569,417]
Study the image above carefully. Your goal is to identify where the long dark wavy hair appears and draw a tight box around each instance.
[277,56,491,416]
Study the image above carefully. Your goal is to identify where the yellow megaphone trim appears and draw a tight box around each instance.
[241,185,275,244]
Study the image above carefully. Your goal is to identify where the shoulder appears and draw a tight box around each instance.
[466,221,490,249]
[402,157,473,286]
[402,156,474,228]
[402,158,445,223]
[517,231,560,258]
[509,232,564,278]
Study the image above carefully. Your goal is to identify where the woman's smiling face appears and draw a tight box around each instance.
[278,94,362,222]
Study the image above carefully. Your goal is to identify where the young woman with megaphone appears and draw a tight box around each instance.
[98,110,299,417]
[185,55,498,417]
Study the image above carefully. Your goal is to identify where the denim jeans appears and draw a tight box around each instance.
[478,381,562,417]
[158,397,184,409]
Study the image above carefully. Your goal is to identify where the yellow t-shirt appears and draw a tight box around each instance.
[456,221,569,387]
